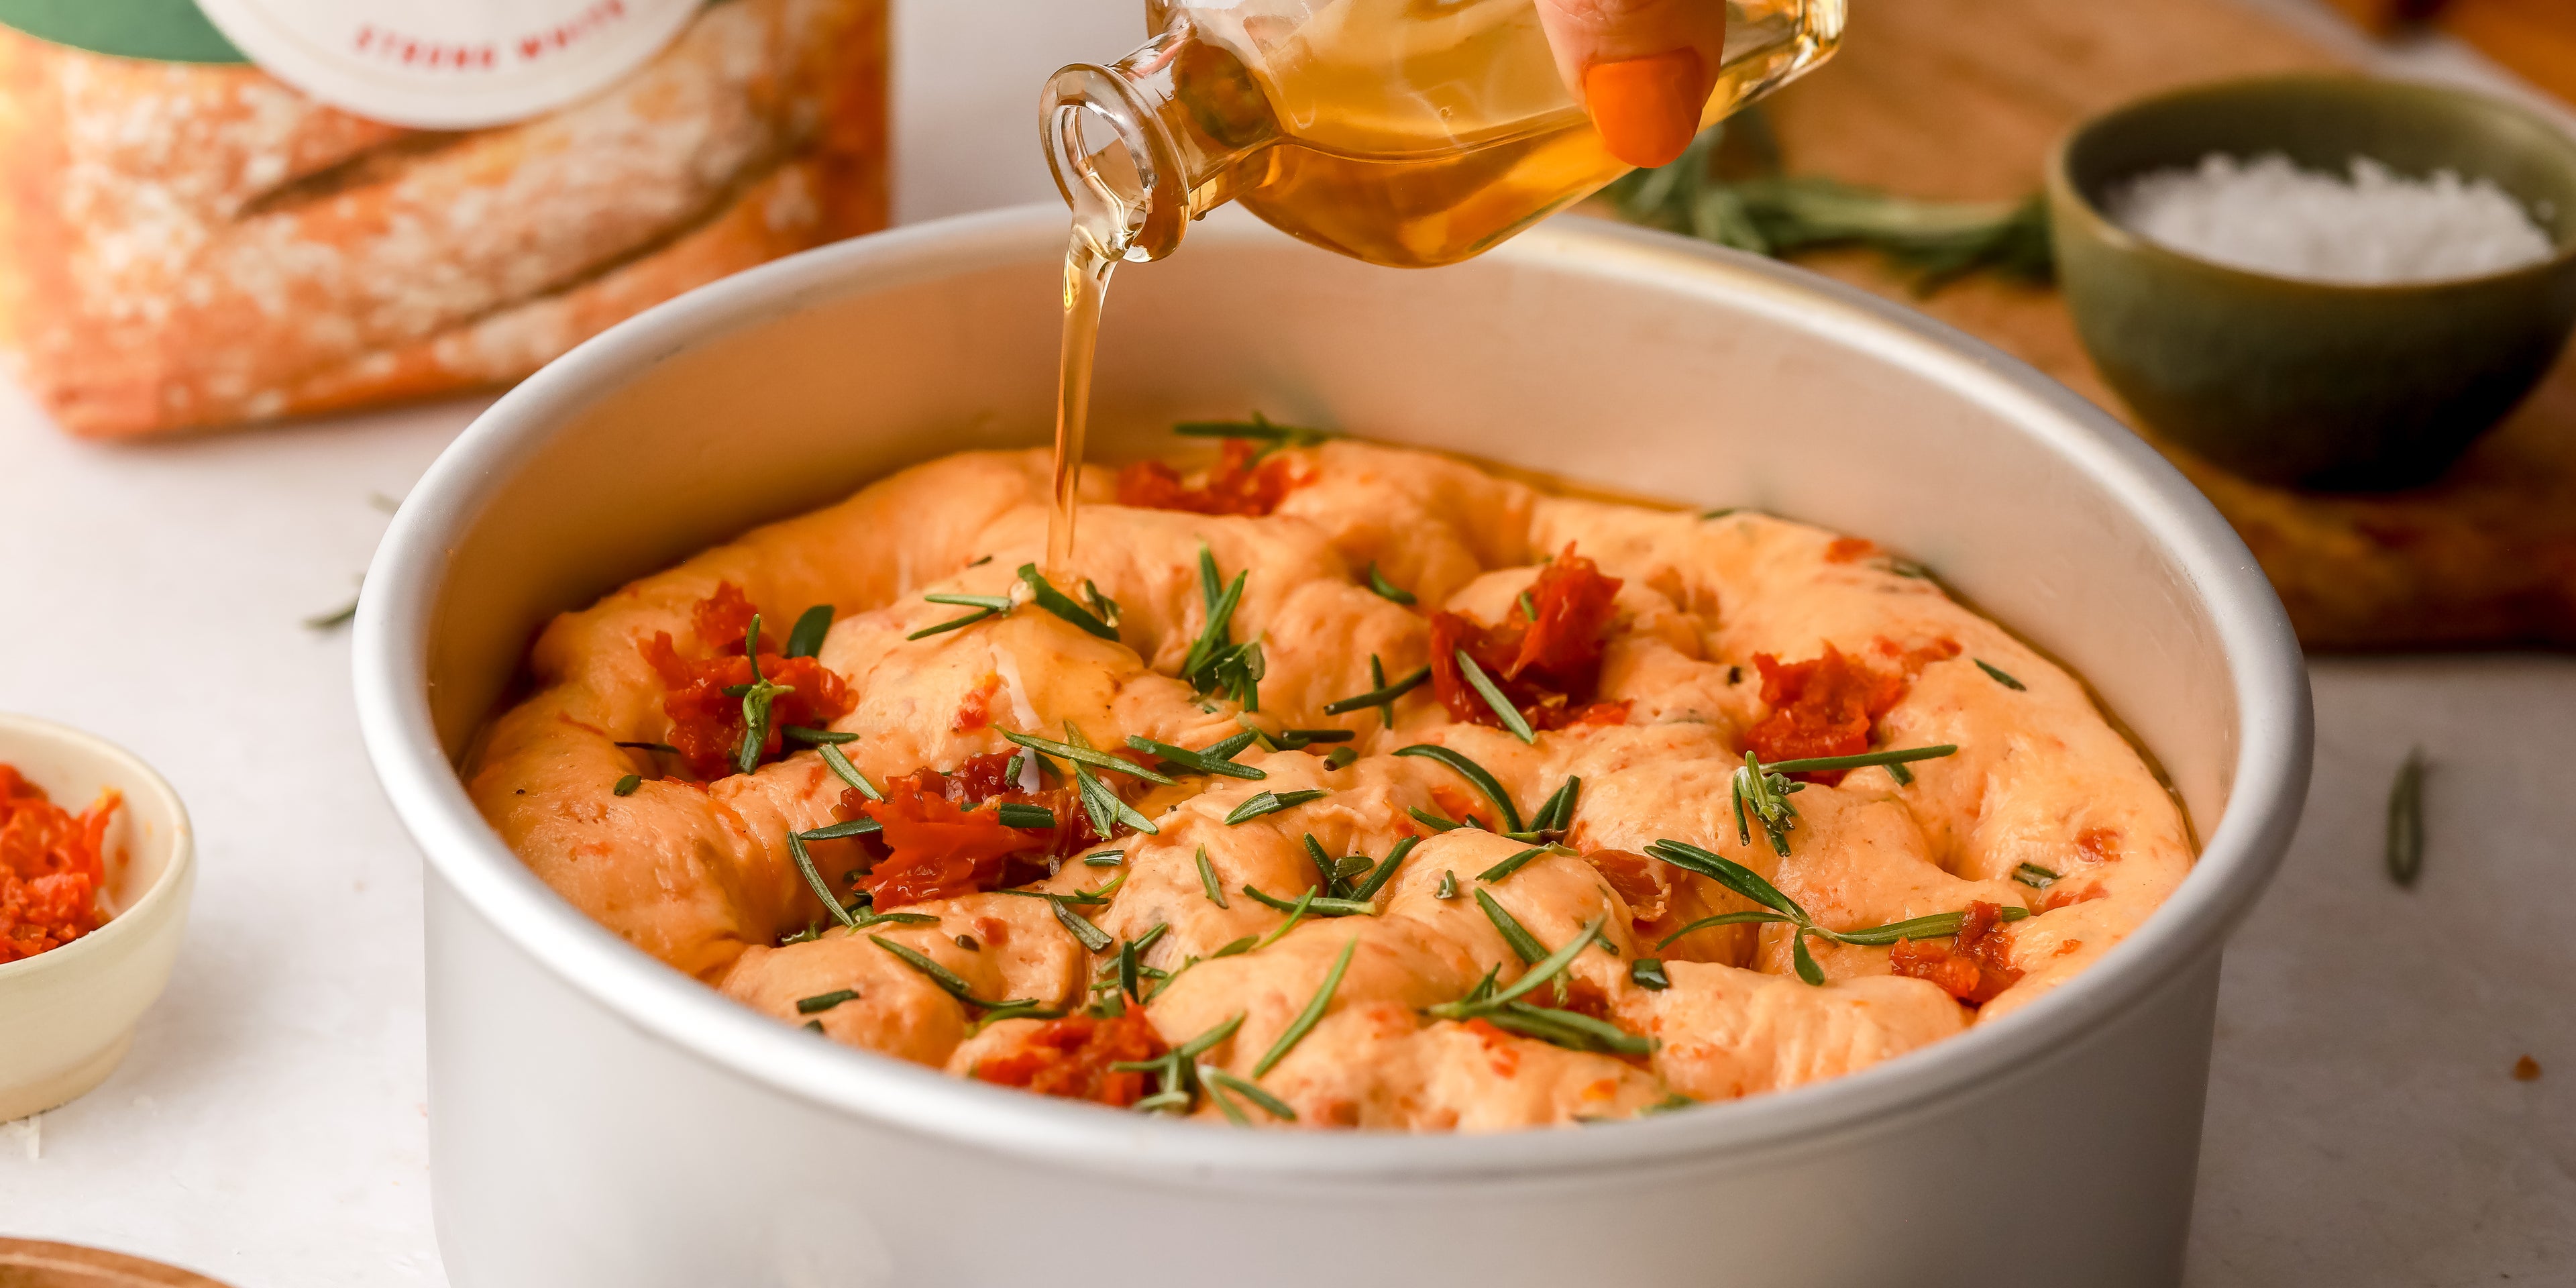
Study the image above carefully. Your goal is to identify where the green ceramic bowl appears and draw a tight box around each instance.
[2048,74,2576,490]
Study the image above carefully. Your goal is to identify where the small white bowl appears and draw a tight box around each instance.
[0,713,194,1122]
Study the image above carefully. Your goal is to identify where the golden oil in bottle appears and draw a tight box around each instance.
[1044,0,1844,269]
[1040,0,1842,565]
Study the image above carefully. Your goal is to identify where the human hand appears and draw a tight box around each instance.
[1534,0,1727,170]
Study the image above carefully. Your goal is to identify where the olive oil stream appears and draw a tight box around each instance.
[1042,1,1843,568]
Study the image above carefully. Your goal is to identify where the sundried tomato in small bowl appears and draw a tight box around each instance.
[0,713,194,1122]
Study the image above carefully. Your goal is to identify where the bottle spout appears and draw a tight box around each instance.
[1042,21,1279,264]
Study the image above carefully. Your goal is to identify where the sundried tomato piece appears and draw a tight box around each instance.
[1889,900,2023,1004]
[0,764,117,964]
[952,673,1002,733]
[973,1011,1169,1106]
[1114,438,1310,517]
[1743,644,1911,783]
[639,583,855,780]
[1582,849,1670,922]
[1428,545,1624,733]
[859,778,1040,908]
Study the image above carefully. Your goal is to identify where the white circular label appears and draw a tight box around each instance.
[192,0,702,129]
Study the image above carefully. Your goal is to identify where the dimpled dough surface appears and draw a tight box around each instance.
[464,439,2192,1130]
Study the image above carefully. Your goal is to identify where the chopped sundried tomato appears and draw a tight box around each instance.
[1823,537,1878,564]
[844,752,1126,908]
[1889,900,2023,1004]
[973,1011,1169,1106]
[952,673,1002,733]
[1428,545,1624,733]
[859,778,1041,908]
[639,582,854,780]
[1582,849,1669,922]
[1462,1017,1523,1075]
[1114,438,1310,517]
[1742,645,1910,784]
[1,764,117,965]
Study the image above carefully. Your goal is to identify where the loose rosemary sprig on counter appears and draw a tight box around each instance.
[1647,837,2027,985]
[1604,114,2053,297]
[2387,747,2427,888]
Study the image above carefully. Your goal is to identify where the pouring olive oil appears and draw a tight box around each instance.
[1041,0,1844,567]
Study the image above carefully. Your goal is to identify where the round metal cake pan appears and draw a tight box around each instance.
[354,205,2311,1288]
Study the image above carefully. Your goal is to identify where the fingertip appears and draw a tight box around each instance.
[1583,50,1707,169]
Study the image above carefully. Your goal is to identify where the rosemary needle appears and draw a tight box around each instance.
[1254,937,1356,1077]
[2387,748,2426,888]
[1195,845,1230,908]
[1452,649,1538,744]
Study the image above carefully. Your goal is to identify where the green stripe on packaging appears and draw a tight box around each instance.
[0,0,246,63]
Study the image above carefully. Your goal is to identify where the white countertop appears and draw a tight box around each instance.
[1,2,2569,1283]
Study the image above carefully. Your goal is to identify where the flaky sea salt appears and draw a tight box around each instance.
[2106,152,2556,284]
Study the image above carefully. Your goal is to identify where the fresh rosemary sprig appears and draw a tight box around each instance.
[1726,745,1959,856]
[797,818,879,841]
[816,743,881,801]
[782,727,855,746]
[1173,411,1332,457]
[733,614,796,775]
[1436,870,1458,900]
[612,775,641,797]
[1120,1012,1246,1115]
[992,802,1057,829]
[1647,837,2028,985]
[784,604,834,659]
[1363,561,1416,605]
[1629,959,1670,990]
[1014,565,1120,640]
[1195,845,1229,908]
[1409,807,1462,833]
[1527,775,1579,837]
[910,592,1013,640]
[787,830,857,930]
[1000,728,1175,785]
[797,989,859,1014]
[1201,1066,1296,1124]
[1250,889,1315,951]
[1349,835,1419,903]
[1477,847,1548,883]
[1604,116,2053,297]
[1254,937,1356,1076]
[1222,789,1327,825]
[1240,884,1377,918]
[1976,659,2027,691]
[1452,650,1537,744]
[1083,851,1125,867]
[2387,748,2426,888]
[1429,915,1603,1020]
[1393,745,1525,833]
[1127,734,1266,780]
[869,934,1057,1022]
[1474,890,1552,967]
[1049,896,1114,952]
[616,740,681,754]
[1324,659,1430,716]
[2013,862,2059,890]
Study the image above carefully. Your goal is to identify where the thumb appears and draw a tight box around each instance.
[1534,0,1728,169]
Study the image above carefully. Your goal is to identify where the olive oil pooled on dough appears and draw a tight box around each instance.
[1042,0,1845,566]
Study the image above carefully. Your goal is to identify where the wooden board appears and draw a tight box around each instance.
[0,1240,233,1288]
[1759,0,2576,649]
